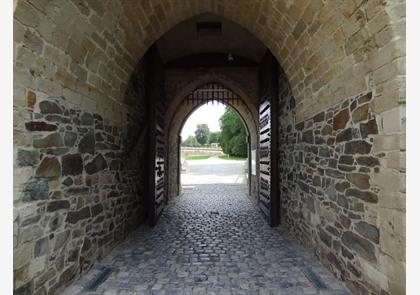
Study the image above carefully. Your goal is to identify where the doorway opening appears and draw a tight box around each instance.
[179,103,250,190]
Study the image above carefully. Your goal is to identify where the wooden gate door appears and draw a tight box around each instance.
[146,46,166,226]
[258,51,280,227]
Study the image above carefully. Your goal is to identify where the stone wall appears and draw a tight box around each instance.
[278,70,405,294]
[13,61,148,295]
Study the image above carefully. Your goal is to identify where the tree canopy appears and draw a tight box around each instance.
[219,107,247,157]
[194,124,210,145]
[181,135,200,147]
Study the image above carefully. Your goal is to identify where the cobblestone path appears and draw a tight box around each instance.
[64,184,350,295]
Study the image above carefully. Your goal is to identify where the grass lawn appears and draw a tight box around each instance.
[218,154,247,160]
[185,155,212,160]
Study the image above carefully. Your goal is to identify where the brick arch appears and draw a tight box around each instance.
[165,78,259,199]
[14,0,404,123]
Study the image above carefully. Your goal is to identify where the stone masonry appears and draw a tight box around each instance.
[278,69,405,294]
[13,0,405,294]
[13,61,148,294]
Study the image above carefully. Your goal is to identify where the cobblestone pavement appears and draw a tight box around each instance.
[64,184,351,295]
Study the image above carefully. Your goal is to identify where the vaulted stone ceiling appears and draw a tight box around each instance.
[156,13,267,63]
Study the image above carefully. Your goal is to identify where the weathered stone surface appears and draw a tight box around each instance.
[91,204,103,217]
[302,130,314,144]
[325,169,344,179]
[27,91,36,109]
[25,122,57,132]
[23,179,49,202]
[337,195,349,208]
[35,157,61,179]
[336,128,353,143]
[78,129,95,154]
[319,227,332,247]
[54,230,70,251]
[355,221,379,243]
[313,112,325,123]
[333,109,349,130]
[64,132,77,147]
[81,237,92,253]
[85,154,108,174]
[339,155,354,165]
[344,141,372,154]
[352,104,369,123]
[47,200,70,212]
[346,173,370,189]
[345,189,378,203]
[298,181,310,193]
[39,101,63,114]
[320,125,332,136]
[342,231,376,261]
[80,113,94,125]
[66,207,91,224]
[17,149,39,167]
[358,92,372,104]
[33,133,64,148]
[62,177,73,186]
[356,156,380,167]
[61,154,83,176]
[34,237,48,257]
[335,181,350,193]
[360,119,378,138]
[23,30,43,54]
[14,282,32,295]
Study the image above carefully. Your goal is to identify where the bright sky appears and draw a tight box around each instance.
[181,104,227,140]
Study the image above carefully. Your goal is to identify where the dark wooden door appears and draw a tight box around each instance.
[146,46,166,226]
[148,99,165,226]
[258,51,280,227]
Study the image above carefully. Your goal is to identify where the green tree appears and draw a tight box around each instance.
[208,131,221,144]
[182,135,200,147]
[194,124,210,145]
[219,107,247,157]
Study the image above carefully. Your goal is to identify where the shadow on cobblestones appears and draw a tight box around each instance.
[64,184,350,295]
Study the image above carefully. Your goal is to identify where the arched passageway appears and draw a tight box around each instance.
[13,2,405,295]
[166,81,258,199]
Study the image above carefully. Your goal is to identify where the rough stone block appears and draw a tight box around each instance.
[85,154,108,174]
[355,221,379,243]
[333,109,350,130]
[22,179,49,202]
[344,140,372,154]
[25,121,57,132]
[342,231,376,262]
[17,149,39,167]
[33,133,64,148]
[346,173,370,189]
[360,119,378,139]
[345,188,378,203]
[35,157,61,179]
[14,242,32,269]
[61,154,83,176]
[66,207,91,224]
[39,100,63,114]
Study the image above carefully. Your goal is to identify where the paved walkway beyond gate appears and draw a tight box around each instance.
[64,181,350,294]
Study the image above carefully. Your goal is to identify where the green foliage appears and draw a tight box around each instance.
[181,135,200,147]
[185,155,211,160]
[219,107,247,158]
[194,124,210,145]
[208,131,221,144]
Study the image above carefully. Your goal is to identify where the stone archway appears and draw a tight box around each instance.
[165,79,259,200]
[13,1,405,294]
